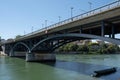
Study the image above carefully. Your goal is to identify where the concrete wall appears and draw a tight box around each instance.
[14,52,26,57]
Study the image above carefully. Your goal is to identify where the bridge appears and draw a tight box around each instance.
[1,1,120,61]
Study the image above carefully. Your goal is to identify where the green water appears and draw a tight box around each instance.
[1,54,120,80]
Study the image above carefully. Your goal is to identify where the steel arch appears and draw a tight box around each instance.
[31,33,120,52]
[12,42,31,52]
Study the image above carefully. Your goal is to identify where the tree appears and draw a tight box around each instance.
[69,44,78,51]
[7,38,14,42]
[77,45,89,53]
[58,41,120,54]
[106,44,119,54]
[15,35,22,39]
[58,43,79,52]
[88,42,99,52]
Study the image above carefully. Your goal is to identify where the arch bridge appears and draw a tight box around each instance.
[1,1,120,61]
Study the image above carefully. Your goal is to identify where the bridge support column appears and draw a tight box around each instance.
[1,45,7,56]
[101,21,105,37]
[112,25,115,39]
[35,53,56,61]
[80,27,82,33]
[9,49,14,57]
[26,53,35,62]
[109,34,111,38]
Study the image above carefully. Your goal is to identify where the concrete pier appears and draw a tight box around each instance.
[26,53,35,62]
[26,53,56,62]
[9,51,14,57]
[35,53,56,61]
[13,52,26,57]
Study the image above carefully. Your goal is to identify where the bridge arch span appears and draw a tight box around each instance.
[31,33,120,52]
[12,42,30,53]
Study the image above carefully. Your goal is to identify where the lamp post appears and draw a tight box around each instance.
[45,20,47,27]
[58,16,61,22]
[88,2,92,10]
[45,20,48,34]
[71,7,74,19]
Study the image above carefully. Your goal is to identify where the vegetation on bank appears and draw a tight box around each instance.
[57,42,120,54]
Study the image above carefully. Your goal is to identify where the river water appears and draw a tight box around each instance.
[0,54,120,80]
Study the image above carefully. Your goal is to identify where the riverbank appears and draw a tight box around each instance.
[54,51,120,55]
[57,42,120,54]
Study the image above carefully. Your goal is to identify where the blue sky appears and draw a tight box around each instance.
[0,0,116,39]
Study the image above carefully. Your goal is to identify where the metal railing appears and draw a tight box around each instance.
[22,0,120,39]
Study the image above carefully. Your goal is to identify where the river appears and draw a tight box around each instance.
[0,54,120,80]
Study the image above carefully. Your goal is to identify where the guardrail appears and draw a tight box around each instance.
[20,0,120,39]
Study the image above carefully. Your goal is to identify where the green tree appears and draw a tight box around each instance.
[106,44,118,54]
[77,45,89,53]
[58,46,64,52]
[68,43,78,51]
[88,42,99,52]
[58,43,79,52]
[15,35,22,39]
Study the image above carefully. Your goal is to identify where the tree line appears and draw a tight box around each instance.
[57,42,120,54]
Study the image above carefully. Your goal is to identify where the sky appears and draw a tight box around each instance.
[0,0,117,40]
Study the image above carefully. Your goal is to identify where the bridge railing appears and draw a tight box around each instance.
[21,0,120,39]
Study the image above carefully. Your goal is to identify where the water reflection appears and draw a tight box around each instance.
[40,60,120,80]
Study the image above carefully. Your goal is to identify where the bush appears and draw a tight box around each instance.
[58,42,120,54]
[58,43,78,52]
[77,45,89,53]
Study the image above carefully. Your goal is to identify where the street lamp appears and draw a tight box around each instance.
[88,2,92,10]
[45,20,48,34]
[58,16,61,22]
[71,7,74,19]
